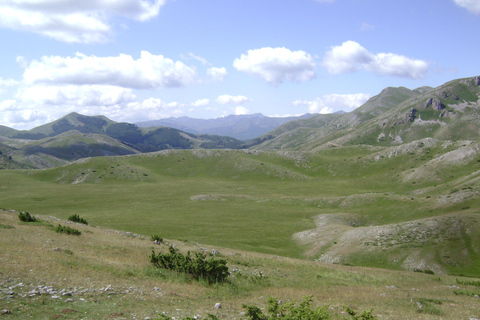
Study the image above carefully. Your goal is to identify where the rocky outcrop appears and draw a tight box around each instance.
[475,76,480,86]
[425,98,445,111]
[405,108,417,122]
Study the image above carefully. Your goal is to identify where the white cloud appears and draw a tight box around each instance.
[207,67,228,81]
[216,95,251,105]
[453,0,480,14]
[192,99,210,107]
[233,47,316,86]
[18,85,136,107]
[0,77,18,94]
[293,93,371,114]
[23,51,197,89]
[183,53,211,66]
[235,106,249,115]
[0,0,165,43]
[323,41,429,79]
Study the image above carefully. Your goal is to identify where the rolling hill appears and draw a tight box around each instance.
[0,113,246,168]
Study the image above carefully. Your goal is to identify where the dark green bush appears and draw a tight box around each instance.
[150,234,163,243]
[55,224,81,235]
[150,246,229,284]
[18,211,37,222]
[67,214,88,225]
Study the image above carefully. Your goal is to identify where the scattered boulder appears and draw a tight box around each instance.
[474,76,480,86]
[214,303,222,309]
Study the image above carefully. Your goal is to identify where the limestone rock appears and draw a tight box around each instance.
[405,108,417,122]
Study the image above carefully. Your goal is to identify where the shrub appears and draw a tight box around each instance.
[150,234,163,243]
[55,224,81,235]
[150,246,229,284]
[67,214,88,225]
[18,211,37,222]
[243,296,331,320]
[414,268,434,275]
[456,278,480,287]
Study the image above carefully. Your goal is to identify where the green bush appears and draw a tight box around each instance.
[150,246,229,284]
[55,224,81,235]
[67,214,88,225]
[243,296,331,320]
[150,234,163,243]
[18,211,37,222]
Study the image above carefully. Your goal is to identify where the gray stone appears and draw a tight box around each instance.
[405,108,417,122]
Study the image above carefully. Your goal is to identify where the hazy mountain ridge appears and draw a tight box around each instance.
[136,113,316,141]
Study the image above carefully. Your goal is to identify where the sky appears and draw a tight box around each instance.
[0,0,479,130]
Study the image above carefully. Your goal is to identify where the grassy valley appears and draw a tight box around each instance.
[1,76,480,319]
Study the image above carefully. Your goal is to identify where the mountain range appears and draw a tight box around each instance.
[0,75,479,169]
[136,113,316,141]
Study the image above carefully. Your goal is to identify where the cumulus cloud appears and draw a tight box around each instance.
[0,0,165,43]
[207,67,228,81]
[216,95,251,105]
[323,41,429,79]
[23,51,197,89]
[293,93,371,114]
[233,47,316,86]
[235,106,249,115]
[192,99,210,107]
[453,0,480,14]
[0,77,18,94]
[18,85,136,107]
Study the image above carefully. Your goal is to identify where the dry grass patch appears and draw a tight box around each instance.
[1,209,480,319]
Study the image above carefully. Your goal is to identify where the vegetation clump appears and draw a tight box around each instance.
[55,224,81,235]
[67,214,88,225]
[150,234,163,243]
[150,246,229,284]
[18,211,37,222]
[243,296,332,320]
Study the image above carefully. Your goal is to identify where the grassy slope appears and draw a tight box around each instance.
[1,209,480,320]
[1,143,480,275]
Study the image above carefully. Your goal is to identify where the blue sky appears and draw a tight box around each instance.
[0,0,479,130]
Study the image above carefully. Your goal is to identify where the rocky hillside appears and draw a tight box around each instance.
[251,76,480,151]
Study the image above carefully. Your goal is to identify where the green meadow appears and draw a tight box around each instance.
[2,144,480,274]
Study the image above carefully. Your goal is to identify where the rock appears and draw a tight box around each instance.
[432,98,445,111]
[405,108,417,122]
[65,298,74,302]
[425,98,433,108]
[214,303,222,309]
[212,249,218,255]
[2,310,11,315]
[475,76,480,86]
